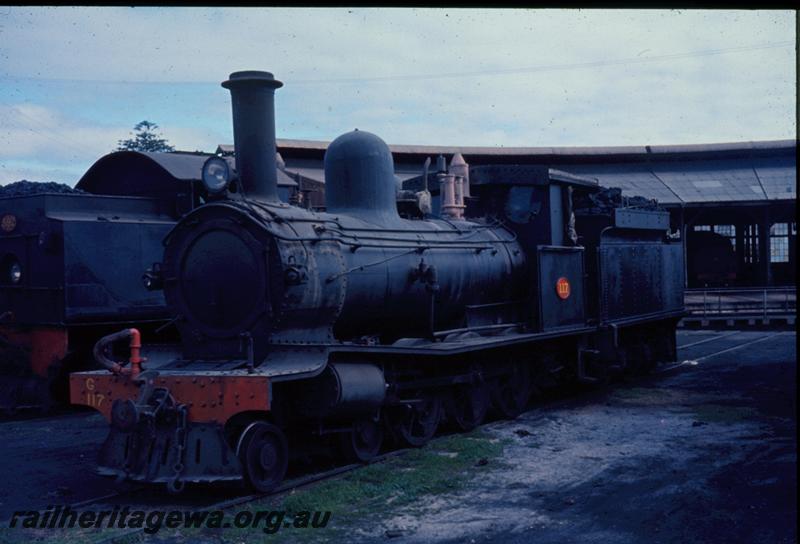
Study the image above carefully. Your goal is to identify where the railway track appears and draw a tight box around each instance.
[90,448,414,544]
[3,330,790,541]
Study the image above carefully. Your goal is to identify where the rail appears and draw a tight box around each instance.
[684,287,796,319]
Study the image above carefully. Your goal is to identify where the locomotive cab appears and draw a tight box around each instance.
[463,165,600,332]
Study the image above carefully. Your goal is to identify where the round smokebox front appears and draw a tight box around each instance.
[167,213,275,339]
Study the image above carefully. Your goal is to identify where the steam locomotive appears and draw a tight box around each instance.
[71,70,684,493]
[686,230,737,287]
[0,154,193,413]
[0,149,314,413]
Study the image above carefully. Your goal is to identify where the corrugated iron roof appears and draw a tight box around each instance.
[563,155,796,204]
[219,139,794,205]
[218,138,796,160]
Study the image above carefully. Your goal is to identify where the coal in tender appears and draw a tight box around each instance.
[573,186,661,215]
[0,180,84,197]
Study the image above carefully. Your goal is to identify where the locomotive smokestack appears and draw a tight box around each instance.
[221,71,283,202]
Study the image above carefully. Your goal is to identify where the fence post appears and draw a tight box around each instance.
[763,289,767,319]
[703,290,707,317]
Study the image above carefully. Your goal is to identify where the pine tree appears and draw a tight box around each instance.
[116,121,175,152]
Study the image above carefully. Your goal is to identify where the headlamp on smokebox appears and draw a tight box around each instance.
[202,156,236,195]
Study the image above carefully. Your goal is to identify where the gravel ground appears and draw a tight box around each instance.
[0,330,795,543]
[0,411,120,520]
[360,330,797,544]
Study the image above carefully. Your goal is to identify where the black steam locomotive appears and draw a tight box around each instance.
[71,70,684,493]
[686,230,737,287]
[0,150,309,412]
[0,153,194,412]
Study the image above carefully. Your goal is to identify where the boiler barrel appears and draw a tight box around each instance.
[331,221,526,338]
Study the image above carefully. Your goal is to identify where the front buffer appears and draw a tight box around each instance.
[70,329,281,493]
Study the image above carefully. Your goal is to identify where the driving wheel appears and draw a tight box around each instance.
[339,417,383,463]
[490,363,532,419]
[389,394,442,447]
[238,422,288,493]
[447,375,490,432]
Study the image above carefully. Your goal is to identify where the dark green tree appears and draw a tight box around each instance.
[116,121,175,152]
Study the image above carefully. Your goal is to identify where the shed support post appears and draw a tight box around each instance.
[758,206,771,287]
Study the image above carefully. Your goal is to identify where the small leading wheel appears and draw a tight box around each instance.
[447,376,490,432]
[339,417,383,463]
[389,394,442,447]
[490,363,532,420]
[237,422,288,493]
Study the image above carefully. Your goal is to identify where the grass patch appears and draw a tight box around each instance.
[283,430,506,515]
[0,430,508,544]
[232,429,507,543]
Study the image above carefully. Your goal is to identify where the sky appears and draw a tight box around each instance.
[0,7,796,185]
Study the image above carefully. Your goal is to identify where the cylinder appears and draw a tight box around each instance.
[221,71,283,202]
[299,363,386,417]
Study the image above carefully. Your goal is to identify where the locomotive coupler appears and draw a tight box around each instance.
[108,371,188,491]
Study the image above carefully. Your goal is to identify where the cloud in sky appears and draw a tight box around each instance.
[0,7,795,184]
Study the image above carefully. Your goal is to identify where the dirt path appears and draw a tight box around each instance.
[359,331,797,544]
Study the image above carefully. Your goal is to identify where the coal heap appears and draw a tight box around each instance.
[0,180,84,197]
[574,186,660,214]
